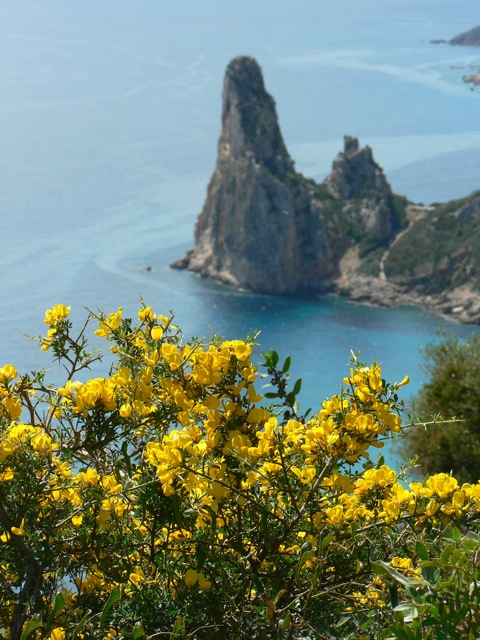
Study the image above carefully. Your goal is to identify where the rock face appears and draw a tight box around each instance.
[173,56,333,295]
[323,135,400,245]
[172,55,480,323]
[325,135,391,200]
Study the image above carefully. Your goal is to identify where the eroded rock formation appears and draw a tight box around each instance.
[171,55,480,323]
[173,56,333,295]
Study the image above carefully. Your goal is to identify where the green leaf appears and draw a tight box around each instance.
[20,618,42,640]
[282,355,291,374]
[100,586,121,628]
[264,392,279,399]
[440,543,455,564]
[263,350,279,367]
[292,377,302,396]
[372,561,426,588]
[415,540,429,561]
[296,542,314,583]
[319,532,334,556]
[307,571,318,588]
[72,610,92,639]
[277,612,292,637]
[132,622,146,639]
[171,616,186,638]
[47,593,66,626]
[450,526,462,541]
[462,538,479,551]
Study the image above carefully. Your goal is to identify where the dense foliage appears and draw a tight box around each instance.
[1,305,480,639]
[403,333,480,484]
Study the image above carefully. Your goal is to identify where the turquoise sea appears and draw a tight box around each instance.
[2,1,480,465]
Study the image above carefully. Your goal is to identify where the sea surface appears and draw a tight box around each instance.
[2,0,480,466]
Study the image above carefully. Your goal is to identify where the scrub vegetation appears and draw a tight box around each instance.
[1,305,479,639]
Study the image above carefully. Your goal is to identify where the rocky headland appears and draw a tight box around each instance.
[449,26,480,47]
[172,56,480,324]
[432,25,480,86]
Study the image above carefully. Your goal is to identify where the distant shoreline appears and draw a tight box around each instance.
[332,273,480,325]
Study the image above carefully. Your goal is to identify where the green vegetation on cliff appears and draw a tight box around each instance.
[385,191,480,294]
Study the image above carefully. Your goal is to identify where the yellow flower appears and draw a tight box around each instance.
[0,468,14,482]
[151,325,164,341]
[102,474,123,494]
[184,569,211,589]
[425,473,458,499]
[44,304,71,326]
[11,519,25,537]
[76,468,100,485]
[185,568,198,587]
[138,306,154,322]
[129,566,146,586]
[161,343,182,370]
[291,465,316,485]
[396,375,410,388]
[0,363,18,383]
[49,628,65,640]
[325,505,344,526]
[94,308,123,337]
[71,514,83,527]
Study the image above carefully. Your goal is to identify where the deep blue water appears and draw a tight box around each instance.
[1,0,480,466]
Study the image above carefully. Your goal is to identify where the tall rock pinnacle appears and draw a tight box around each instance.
[218,56,294,177]
[172,56,332,295]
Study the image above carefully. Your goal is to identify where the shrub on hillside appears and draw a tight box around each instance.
[0,305,479,639]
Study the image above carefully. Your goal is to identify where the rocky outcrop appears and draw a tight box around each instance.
[325,135,392,200]
[172,55,480,324]
[450,26,480,47]
[323,135,401,245]
[463,69,480,86]
[172,56,333,295]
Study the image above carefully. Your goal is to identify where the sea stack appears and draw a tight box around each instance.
[172,56,333,295]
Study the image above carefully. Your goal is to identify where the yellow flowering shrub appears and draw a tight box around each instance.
[0,304,479,639]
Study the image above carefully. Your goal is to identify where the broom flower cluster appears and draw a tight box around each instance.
[0,304,479,639]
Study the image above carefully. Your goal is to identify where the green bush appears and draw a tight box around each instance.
[403,334,480,484]
[0,305,479,639]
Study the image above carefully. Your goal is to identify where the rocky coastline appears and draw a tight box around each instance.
[173,56,480,325]
[332,274,480,325]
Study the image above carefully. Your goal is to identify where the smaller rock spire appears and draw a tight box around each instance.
[324,136,392,200]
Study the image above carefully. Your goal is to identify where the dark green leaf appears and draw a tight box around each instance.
[47,593,66,626]
[292,378,302,396]
[415,540,429,561]
[72,610,92,640]
[282,356,291,374]
[100,586,121,628]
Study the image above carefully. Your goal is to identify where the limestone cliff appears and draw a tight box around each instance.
[172,56,333,295]
[325,136,391,200]
[323,135,401,246]
[171,56,480,323]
